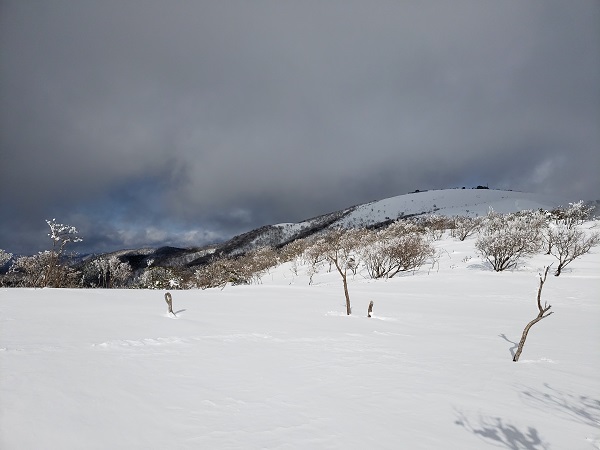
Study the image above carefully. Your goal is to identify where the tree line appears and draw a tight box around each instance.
[1,202,598,297]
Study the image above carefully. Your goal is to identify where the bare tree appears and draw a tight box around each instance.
[513,266,553,362]
[302,237,328,285]
[548,225,600,276]
[309,228,362,315]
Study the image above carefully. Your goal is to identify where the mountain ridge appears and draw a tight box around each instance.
[106,188,565,271]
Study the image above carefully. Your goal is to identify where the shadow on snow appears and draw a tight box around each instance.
[499,333,518,359]
[519,383,600,429]
[455,411,549,450]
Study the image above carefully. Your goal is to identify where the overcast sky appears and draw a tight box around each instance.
[1,1,599,255]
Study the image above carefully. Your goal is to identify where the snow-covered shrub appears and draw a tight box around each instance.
[550,201,595,229]
[548,224,600,276]
[9,251,80,287]
[360,221,434,279]
[9,219,84,287]
[136,267,185,290]
[276,237,317,278]
[194,257,233,289]
[475,211,546,271]
[87,256,133,288]
[193,248,279,290]
[0,249,12,267]
[245,246,280,277]
[0,249,14,286]
[416,215,453,240]
[302,236,330,285]
[279,238,310,265]
[450,216,483,241]
[9,252,52,287]
[109,257,133,287]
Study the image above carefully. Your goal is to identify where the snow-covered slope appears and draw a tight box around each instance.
[229,189,563,256]
[1,222,599,449]
[336,188,561,228]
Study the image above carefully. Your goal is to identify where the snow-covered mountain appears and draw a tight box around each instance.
[109,188,565,270]
[199,189,562,259]
[336,188,560,227]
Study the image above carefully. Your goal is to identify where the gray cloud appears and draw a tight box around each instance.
[1,1,599,255]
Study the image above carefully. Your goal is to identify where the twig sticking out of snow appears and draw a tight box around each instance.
[164,292,176,316]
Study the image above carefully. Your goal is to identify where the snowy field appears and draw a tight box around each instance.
[1,226,599,449]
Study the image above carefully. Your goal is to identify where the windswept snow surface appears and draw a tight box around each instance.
[1,224,599,449]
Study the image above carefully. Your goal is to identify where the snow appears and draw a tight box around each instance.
[1,225,599,449]
[338,189,563,227]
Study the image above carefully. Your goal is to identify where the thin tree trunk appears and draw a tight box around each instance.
[513,266,552,362]
[342,272,351,315]
[513,316,544,362]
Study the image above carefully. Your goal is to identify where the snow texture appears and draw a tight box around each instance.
[1,223,599,449]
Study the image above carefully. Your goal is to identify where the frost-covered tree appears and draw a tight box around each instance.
[0,249,12,267]
[0,249,13,286]
[136,266,188,290]
[476,211,545,272]
[43,219,83,287]
[9,252,52,287]
[110,257,133,287]
[91,255,133,288]
[548,225,600,276]
[10,251,79,287]
[550,201,595,230]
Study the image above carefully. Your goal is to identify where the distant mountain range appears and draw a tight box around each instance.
[105,188,568,272]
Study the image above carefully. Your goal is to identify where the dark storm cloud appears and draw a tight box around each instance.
[1,1,599,255]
